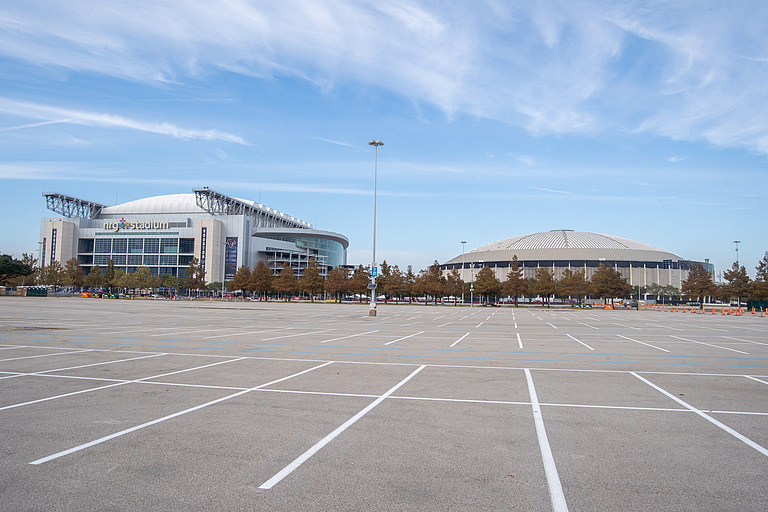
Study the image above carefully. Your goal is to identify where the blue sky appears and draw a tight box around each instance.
[1,1,766,279]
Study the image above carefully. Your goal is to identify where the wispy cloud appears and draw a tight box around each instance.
[0,98,249,144]
[667,156,685,162]
[317,138,356,147]
[1,1,768,151]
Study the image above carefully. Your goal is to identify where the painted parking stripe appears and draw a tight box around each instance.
[384,331,424,346]
[0,349,92,362]
[29,361,333,465]
[517,333,523,349]
[262,329,335,341]
[617,335,669,352]
[259,365,426,490]
[669,335,749,354]
[449,333,470,348]
[567,334,594,351]
[632,373,768,458]
[524,369,569,512]
[320,330,379,344]
[2,356,244,412]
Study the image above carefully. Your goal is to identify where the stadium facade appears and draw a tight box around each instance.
[442,230,713,289]
[39,189,348,283]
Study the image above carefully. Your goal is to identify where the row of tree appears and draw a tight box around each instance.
[3,251,768,305]
[682,257,768,305]
[0,254,209,296]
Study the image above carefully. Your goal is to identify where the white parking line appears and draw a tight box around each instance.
[204,328,291,339]
[632,373,768,458]
[567,334,594,351]
[384,331,424,346]
[547,322,558,329]
[259,365,426,490]
[617,335,669,352]
[669,335,749,354]
[1,356,241,412]
[320,330,379,344]
[0,349,93,362]
[262,329,335,341]
[449,333,470,348]
[580,323,599,330]
[517,333,523,349]
[722,336,768,347]
[151,329,220,337]
[524,369,568,512]
[29,361,334,465]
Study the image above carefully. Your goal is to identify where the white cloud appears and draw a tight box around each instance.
[0,98,248,144]
[1,1,768,151]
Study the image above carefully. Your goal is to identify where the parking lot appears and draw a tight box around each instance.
[1,298,767,511]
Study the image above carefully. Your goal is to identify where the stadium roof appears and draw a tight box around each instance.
[445,230,684,264]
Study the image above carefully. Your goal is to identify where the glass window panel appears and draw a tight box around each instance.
[143,254,159,266]
[94,255,111,265]
[112,254,126,265]
[179,238,195,253]
[178,255,194,266]
[159,254,177,266]
[112,239,127,253]
[160,238,178,254]
[95,239,112,253]
[127,255,143,265]
[144,238,160,254]
[128,238,143,254]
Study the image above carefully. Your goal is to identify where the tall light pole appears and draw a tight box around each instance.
[368,139,383,317]
[734,240,740,266]
[461,241,466,304]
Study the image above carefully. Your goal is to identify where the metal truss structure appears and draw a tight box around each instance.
[193,188,311,229]
[43,193,106,219]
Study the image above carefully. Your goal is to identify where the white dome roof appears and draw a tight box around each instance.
[101,194,205,215]
[446,230,682,264]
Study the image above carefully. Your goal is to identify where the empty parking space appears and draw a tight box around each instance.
[1,298,767,510]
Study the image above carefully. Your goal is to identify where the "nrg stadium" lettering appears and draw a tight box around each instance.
[103,219,169,232]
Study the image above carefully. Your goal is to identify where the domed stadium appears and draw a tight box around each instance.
[442,230,713,288]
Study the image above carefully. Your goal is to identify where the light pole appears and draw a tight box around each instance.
[461,241,466,304]
[734,240,740,266]
[222,241,228,300]
[368,139,383,316]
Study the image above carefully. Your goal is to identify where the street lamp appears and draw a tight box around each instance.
[461,241,466,304]
[368,140,383,316]
[734,240,740,266]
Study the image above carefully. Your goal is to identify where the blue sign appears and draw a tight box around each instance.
[371,265,378,277]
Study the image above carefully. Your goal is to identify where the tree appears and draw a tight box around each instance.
[183,257,206,294]
[300,258,324,300]
[63,258,85,291]
[274,262,298,300]
[723,262,751,306]
[161,274,181,296]
[681,263,715,305]
[249,260,274,299]
[37,260,64,289]
[473,266,501,304]
[445,268,464,301]
[325,265,350,301]
[414,260,446,303]
[753,252,768,300]
[559,268,590,305]
[590,264,632,305]
[531,268,557,307]
[230,265,252,296]
[0,253,34,286]
[349,264,371,301]
[103,260,117,293]
[502,256,527,307]
[85,265,103,289]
